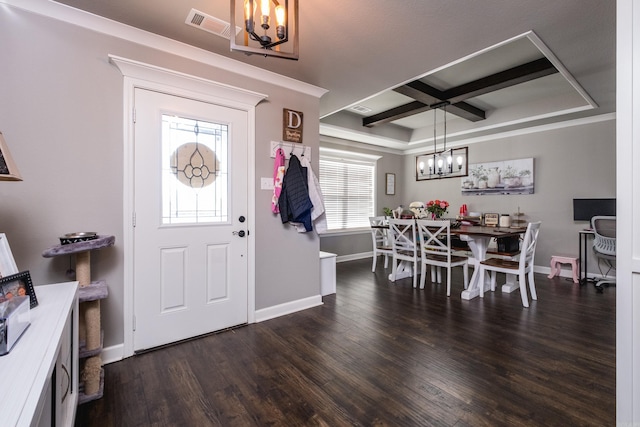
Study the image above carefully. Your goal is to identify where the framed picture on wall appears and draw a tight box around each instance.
[0,233,18,279]
[385,173,395,195]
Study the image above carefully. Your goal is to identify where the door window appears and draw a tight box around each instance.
[161,114,228,225]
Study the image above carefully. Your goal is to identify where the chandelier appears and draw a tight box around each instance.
[230,0,299,60]
[416,103,468,181]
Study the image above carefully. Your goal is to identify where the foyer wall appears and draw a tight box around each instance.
[0,6,323,352]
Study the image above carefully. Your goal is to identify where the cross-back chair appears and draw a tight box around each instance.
[388,218,420,288]
[416,219,469,296]
[477,221,542,308]
[369,216,392,272]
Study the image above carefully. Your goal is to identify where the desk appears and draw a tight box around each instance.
[451,225,526,300]
[578,229,595,284]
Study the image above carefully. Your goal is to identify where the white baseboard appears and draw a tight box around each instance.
[102,343,124,365]
[255,295,323,322]
[534,264,614,281]
[336,252,371,263]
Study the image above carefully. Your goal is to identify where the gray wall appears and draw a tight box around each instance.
[0,7,321,349]
[321,118,616,276]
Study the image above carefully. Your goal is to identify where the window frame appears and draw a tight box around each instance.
[318,148,381,234]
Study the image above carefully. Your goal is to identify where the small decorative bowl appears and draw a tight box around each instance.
[59,232,98,245]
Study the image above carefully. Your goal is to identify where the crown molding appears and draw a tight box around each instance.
[0,0,328,98]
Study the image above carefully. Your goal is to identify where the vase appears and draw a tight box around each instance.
[488,167,500,188]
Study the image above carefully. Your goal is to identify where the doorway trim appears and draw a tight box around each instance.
[110,55,266,358]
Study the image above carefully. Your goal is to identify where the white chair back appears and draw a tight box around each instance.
[519,221,542,269]
[369,216,388,247]
[369,216,392,272]
[416,219,469,295]
[388,219,418,255]
[388,218,420,287]
[590,216,616,291]
[417,219,452,262]
[591,216,616,257]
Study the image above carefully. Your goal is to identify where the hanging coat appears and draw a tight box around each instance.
[271,147,286,213]
[294,156,327,234]
[278,154,313,231]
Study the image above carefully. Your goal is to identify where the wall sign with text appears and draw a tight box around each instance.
[283,108,303,143]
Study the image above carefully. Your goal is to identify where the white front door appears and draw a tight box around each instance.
[133,88,248,351]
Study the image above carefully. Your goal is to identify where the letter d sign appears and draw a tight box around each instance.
[287,110,302,128]
[283,108,304,143]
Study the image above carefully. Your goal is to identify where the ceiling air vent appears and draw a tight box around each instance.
[350,105,372,114]
[185,9,241,40]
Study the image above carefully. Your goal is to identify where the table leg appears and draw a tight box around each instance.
[501,274,519,293]
[389,260,413,281]
[460,235,491,300]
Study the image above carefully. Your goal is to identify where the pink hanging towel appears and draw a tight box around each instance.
[271,147,286,213]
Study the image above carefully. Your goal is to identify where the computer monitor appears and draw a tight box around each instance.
[573,198,616,221]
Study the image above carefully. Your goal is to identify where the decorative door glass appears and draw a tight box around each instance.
[161,114,228,224]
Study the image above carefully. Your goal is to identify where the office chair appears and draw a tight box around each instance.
[591,216,616,293]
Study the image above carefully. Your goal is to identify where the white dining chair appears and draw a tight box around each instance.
[388,218,420,288]
[369,216,392,272]
[416,219,469,296]
[477,221,542,307]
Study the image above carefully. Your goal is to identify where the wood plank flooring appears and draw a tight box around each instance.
[75,258,615,426]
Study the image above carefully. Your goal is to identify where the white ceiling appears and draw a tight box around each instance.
[51,0,616,152]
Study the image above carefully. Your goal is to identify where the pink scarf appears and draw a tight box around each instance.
[271,148,286,213]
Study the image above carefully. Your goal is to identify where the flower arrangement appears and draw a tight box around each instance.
[426,199,449,218]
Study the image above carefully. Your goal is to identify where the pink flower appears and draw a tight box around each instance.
[426,199,449,217]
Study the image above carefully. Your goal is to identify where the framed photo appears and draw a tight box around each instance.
[0,233,18,279]
[385,173,395,195]
[484,213,500,227]
[0,132,22,181]
[0,271,38,308]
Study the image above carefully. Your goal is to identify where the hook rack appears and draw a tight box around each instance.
[270,140,312,161]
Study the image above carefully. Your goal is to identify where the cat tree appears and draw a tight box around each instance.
[42,234,114,403]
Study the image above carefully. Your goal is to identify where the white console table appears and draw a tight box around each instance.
[0,281,79,427]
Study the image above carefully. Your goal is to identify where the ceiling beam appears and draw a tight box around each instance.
[442,57,558,104]
[362,57,557,127]
[363,82,486,127]
[362,101,431,127]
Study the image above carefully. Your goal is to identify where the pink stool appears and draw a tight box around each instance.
[548,255,579,283]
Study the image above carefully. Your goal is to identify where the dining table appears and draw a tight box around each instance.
[450,225,527,300]
[380,219,528,299]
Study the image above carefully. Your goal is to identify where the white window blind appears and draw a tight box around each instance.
[319,154,375,231]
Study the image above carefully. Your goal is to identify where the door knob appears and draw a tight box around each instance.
[232,230,246,237]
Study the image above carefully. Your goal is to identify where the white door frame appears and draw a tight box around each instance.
[617,0,640,421]
[110,55,266,358]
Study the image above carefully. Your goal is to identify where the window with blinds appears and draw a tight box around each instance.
[319,152,376,231]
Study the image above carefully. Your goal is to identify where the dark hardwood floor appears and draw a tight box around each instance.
[76,258,615,426]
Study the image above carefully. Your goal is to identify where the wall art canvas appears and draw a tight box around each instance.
[462,158,534,196]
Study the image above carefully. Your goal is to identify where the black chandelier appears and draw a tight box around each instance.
[230,0,299,60]
[416,103,468,181]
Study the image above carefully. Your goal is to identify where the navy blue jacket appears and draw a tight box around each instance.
[278,155,313,231]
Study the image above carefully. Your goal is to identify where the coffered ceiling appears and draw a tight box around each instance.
[48,0,616,152]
